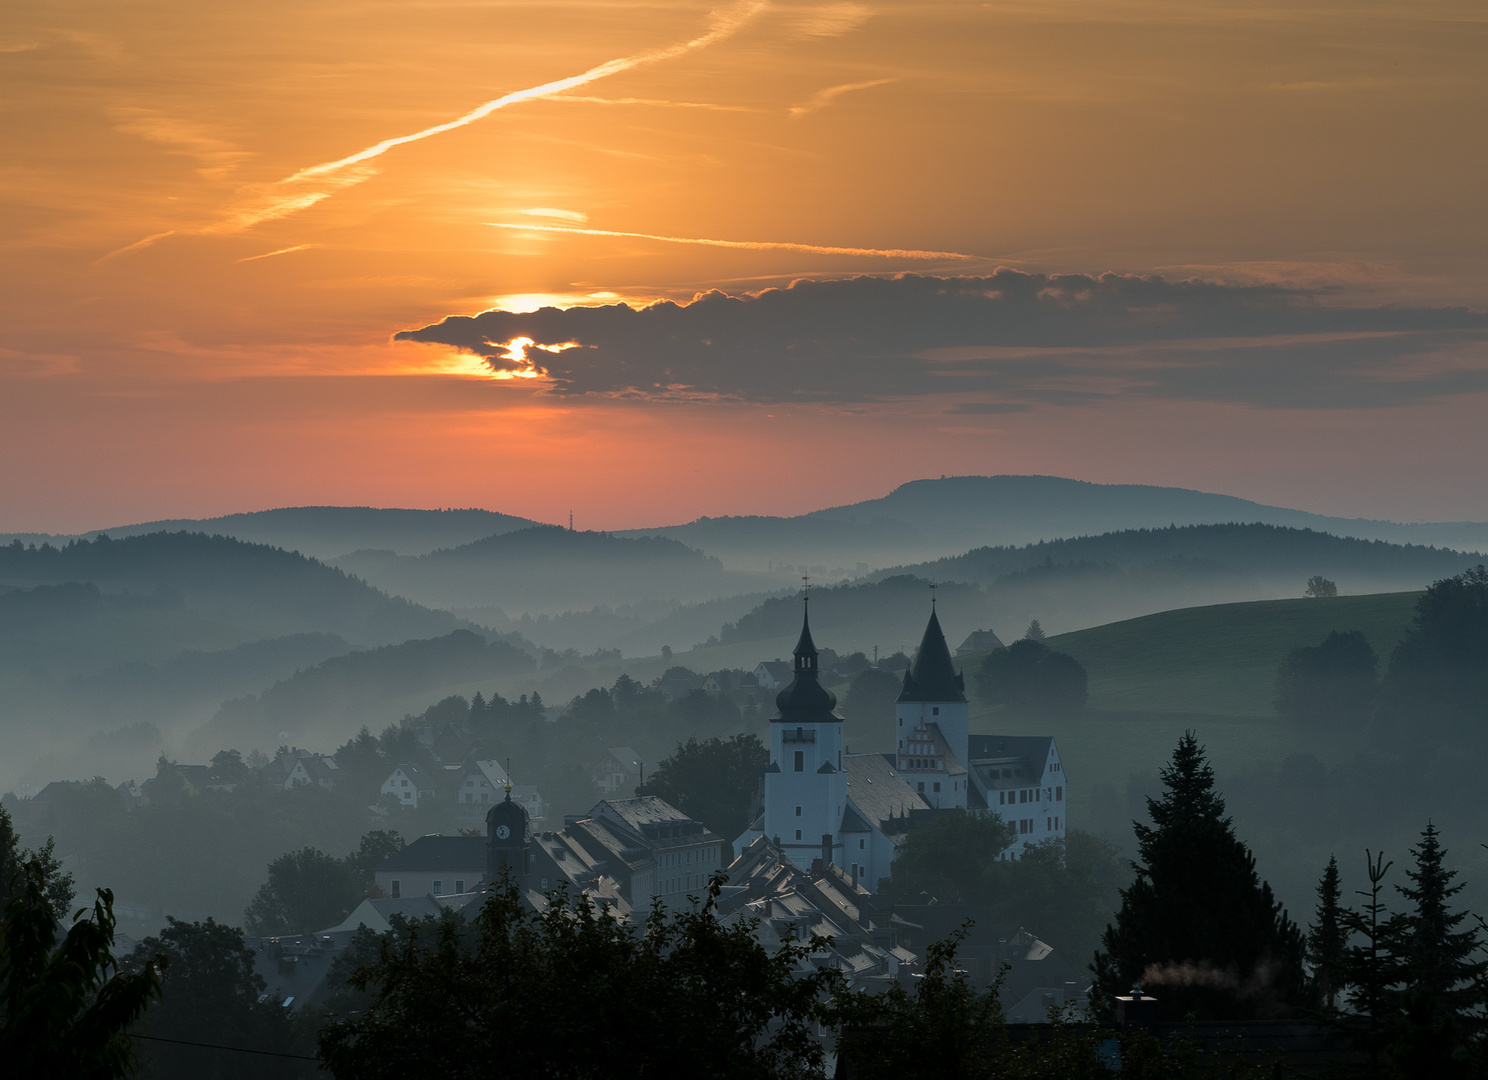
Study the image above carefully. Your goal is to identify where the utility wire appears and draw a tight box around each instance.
[127,1032,321,1061]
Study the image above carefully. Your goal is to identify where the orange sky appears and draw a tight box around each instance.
[4,0,1487,532]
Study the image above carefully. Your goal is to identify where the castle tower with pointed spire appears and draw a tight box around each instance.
[895,606,970,809]
[763,595,848,871]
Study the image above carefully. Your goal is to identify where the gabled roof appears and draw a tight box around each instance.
[388,763,434,788]
[375,834,485,873]
[967,735,1054,770]
[601,747,643,772]
[898,610,967,703]
[591,795,693,831]
[901,721,967,777]
[966,736,1056,794]
[956,629,1006,655]
[842,753,931,830]
[466,759,510,787]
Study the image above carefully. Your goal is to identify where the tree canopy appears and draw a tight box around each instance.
[317,876,839,1080]
[1273,630,1378,726]
[1377,564,1488,740]
[975,639,1087,715]
[0,861,162,1078]
[127,917,313,1079]
[635,734,768,840]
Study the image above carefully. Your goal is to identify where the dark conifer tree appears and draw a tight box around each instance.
[1339,850,1407,1068]
[1091,731,1309,1019]
[1395,823,1485,1019]
[1307,855,1349,1011]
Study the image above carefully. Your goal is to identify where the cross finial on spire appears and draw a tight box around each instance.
[802,574,810,603]
[930,582,937,607]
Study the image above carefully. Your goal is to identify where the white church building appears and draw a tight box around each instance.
[735,601,1066,890]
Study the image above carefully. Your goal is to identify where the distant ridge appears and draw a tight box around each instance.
[619,475,1488,572]
[2,506,542,560]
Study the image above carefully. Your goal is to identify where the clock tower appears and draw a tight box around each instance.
[486,781,530,884]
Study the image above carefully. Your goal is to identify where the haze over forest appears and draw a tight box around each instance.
[5,472,1488,937]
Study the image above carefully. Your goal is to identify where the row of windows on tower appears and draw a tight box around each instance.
[998,786,1063,806]
[1014,817,1061,834]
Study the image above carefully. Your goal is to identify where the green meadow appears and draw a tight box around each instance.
[964,591,1423,827]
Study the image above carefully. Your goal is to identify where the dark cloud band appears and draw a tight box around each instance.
[393,271,1488,408]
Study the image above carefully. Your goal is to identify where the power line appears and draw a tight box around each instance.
[128,1032,320,1061]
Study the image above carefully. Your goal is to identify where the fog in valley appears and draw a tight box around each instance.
[3,474,1487,949]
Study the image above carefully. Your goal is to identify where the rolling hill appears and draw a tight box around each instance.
[620,475,1488,572]
[1,506,543,560]
[335,526,780,617]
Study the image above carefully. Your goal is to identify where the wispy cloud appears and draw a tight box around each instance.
[788,77,895,116]
[484,221,979,261]
[547,94,758,112]
[235,243,320,263]
[110,107,252,179]
[285,1,764,184]
[109,1,766,256]
[789,2,872,39]
[519,208,590,223]
[97,230,177,264]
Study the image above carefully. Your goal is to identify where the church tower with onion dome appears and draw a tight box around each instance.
[762,595,848,871]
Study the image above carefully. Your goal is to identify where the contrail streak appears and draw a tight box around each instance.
[484,221,980,261]
[106,3,765,258]
[286,1,765,182]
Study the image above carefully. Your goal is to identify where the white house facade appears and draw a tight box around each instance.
[381,764,434,807]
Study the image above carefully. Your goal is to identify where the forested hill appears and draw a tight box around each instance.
[0,531,466,647]
[887,523,1482,592]
[2,506,543,560]
[188,628,536,752]
[335,526,775,616]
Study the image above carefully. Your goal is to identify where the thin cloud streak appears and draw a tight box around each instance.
[789,78,895,116]
[108,2,765,255]
[484,221,980,261]
[235,244,319,263]
[285,1,765,183]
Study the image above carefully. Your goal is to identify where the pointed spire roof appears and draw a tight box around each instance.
[774,598,840,722]
[897,609,967,703]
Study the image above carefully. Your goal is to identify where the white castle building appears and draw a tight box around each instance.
[735,601,1066,890]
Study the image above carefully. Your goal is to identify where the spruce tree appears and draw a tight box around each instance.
[1339,850,1407,1060]
[1092,731,1309,1019]
[1395,823,1484,1019]
[1307,855,1349,1010]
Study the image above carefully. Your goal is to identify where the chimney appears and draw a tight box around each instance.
[821,833,833,870]
[1115,987,1158,1030]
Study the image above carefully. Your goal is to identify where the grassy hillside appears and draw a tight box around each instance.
[1044,590,1421,716]
[961,591,1422,851]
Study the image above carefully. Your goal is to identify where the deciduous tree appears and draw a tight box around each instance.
[636,734,768,839]
[0,861,162,1077]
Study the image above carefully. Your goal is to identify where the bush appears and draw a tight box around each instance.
[1273,630,1377,726]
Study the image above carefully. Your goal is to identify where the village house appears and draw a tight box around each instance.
[380,763,435,808]
[590,746,644,795]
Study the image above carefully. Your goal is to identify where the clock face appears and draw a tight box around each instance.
[495,824,511,840]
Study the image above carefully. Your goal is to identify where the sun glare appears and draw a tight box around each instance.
[490,291,627,312]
